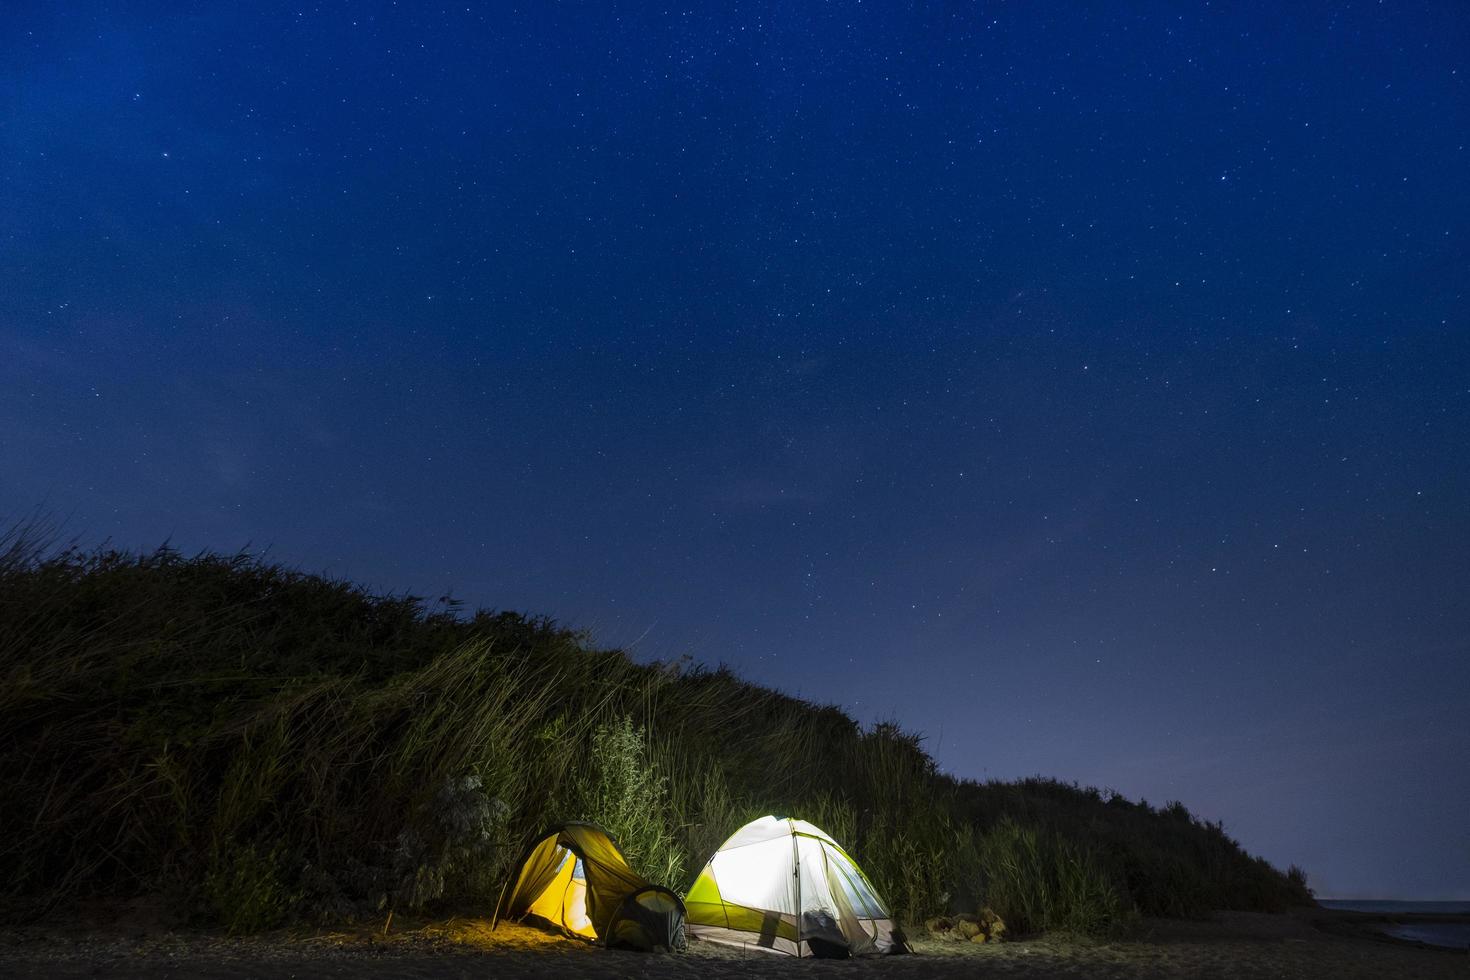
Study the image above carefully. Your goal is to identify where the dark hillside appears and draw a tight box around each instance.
[0,533,1313,935]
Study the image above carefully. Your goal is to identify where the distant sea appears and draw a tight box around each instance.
[1320,900,1470,950]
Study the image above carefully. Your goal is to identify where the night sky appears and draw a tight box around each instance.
[3,2,1467,900]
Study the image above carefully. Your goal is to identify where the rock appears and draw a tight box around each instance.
[924,916,954,937]
[981,905,1005,940]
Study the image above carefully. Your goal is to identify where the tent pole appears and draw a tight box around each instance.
[791,818,802,958]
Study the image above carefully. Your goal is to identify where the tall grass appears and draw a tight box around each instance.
[977,817,1132,935]
[0,533,1314,933]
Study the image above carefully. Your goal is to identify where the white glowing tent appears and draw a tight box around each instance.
[685,815,901,957]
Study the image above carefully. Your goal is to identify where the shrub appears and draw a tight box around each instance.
[389,774,511,910]
[204,841,300,934]
[1286,864,1312,899]
[569,717,684,888]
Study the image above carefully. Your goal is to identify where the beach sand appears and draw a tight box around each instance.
[2,907,1466,979]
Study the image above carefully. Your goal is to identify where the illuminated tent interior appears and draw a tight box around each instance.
[685,815,904,957]
[494,822,685,951]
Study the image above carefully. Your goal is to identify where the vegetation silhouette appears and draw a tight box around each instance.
[0,528,1313,935]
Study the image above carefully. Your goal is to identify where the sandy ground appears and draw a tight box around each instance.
[1,908,1466,979]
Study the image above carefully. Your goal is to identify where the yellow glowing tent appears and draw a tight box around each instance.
[493,822,685,951]
[685,815,903,957]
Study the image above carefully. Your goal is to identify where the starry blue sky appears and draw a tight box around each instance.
[3,2,1467,900]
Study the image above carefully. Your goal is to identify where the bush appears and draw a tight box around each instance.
[204,841,300,934]
[567,717,684,888]
[388,774,511,910]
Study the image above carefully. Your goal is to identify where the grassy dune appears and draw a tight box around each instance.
[0,530,1313,936]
